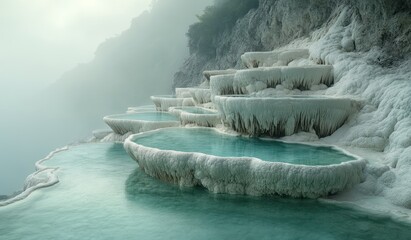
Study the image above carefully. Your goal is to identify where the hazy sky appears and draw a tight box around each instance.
[0,0,152,195]
[0,0,152,98]
[0,0,211,195]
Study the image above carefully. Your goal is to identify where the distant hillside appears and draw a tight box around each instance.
[44,0,212,136]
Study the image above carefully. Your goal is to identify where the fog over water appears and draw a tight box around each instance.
[0,0,211,195]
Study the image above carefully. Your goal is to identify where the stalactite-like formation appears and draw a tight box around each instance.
[215,95,359,137]
[210,74,236,99]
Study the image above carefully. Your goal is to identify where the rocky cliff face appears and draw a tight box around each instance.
[173,0,410,88]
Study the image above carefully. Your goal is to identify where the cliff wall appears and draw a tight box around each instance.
[173,0,410,87]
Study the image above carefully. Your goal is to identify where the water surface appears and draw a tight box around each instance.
[134,128,355,165]
[128,105,157,112]
[0,143,410,239]
[107,112,178,121]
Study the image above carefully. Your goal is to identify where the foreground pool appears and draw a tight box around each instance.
[132,128,354,165]
[125,128,366,198]
[0,143,409,239]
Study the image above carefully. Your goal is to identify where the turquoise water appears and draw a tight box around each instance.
[0,143,410,239]
[176,107,217,114]
[134,128,355,165]
[129,105,156,111]
[108,112,178,121]
[133,105,156,109]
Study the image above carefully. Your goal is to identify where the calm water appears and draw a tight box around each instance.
[107,112,178,121]
[128,105,157,112]
[134,128,355,165]
[0,143,410,239]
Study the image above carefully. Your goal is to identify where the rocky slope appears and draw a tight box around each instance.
[173,0,410,88]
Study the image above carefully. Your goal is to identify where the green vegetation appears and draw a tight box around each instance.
[187,0,259,57]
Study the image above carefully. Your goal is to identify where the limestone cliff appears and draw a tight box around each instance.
[173,0,410,88]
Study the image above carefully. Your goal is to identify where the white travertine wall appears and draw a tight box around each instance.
[125,129,366,198]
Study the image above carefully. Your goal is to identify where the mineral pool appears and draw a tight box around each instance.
[128,105,157,112]
[0,143,410,239]
[133,128,356,165]
[107,112,178,122]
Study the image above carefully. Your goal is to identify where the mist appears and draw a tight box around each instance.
[0,0,211,195]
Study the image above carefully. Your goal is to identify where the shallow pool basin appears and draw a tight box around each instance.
[233,65,333,94]
[150,95,195,111]
[176,88,212,104]
[124,127,366,198]
[169,107,220,127]
[127,105,157,113]
[104,112,179,135]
